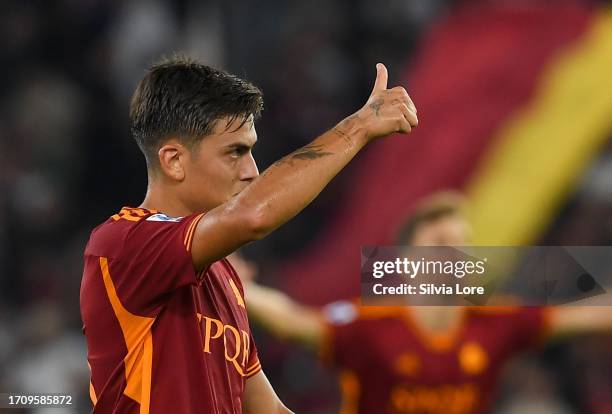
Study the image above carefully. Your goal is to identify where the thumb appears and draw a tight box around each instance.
[371,63,388,94]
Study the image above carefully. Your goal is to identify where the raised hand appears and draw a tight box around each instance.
[350,63,418,142]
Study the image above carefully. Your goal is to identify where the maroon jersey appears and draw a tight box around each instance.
[80,207,261,414]
[321,302,550,414]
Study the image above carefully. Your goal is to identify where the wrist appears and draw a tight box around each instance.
[334,114,368,148]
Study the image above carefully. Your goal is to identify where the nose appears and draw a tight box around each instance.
[240,153,259,182]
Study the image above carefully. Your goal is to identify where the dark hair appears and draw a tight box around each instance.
[129,54,263,166]
[396,191,466,245]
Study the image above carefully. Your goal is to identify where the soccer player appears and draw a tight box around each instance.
[79,55,418,414]
[241,192,612,414]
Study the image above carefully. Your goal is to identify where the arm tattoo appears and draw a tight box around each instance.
[333,114,358,150]
[273,143,333,167]
[291,143,333,160]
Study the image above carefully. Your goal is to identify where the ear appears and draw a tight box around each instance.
[158,141,186,181]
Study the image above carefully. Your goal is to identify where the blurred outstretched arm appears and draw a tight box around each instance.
[230,253,324,348]
[549,305,612,338]
[245,282,325,348]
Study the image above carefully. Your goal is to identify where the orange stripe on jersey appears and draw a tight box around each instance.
[224,354,261,378]
[184,213,205,251]
[245,361,262,378]
[87,362,98,406]
[99,257,155,414]
[246,360,261,372]
[228,358,261,378]
[186,213,205,250]
[140,333,153,414]
[183,217,199,246]
[245,368,261,378]
[228,278,246,308]
[339,369,360,414]
[89,381,98,406]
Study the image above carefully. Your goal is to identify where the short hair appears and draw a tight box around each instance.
[129,54,264,166]
[396,191,467,245]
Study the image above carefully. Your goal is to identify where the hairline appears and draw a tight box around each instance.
[144,112,257,171]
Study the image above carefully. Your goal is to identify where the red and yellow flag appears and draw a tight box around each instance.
[282,4,612,304]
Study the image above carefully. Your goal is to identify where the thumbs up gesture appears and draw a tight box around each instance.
[350,63,418,142]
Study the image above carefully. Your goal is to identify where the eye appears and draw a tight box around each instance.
[229,146,250,159]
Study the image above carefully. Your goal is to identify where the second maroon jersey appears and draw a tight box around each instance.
[322,302,549,414]
[80,207,261,414]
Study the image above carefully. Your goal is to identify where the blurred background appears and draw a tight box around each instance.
[1,0,612,412]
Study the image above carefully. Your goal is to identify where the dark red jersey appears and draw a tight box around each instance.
[321,302,550,414]
[80,207,261,414]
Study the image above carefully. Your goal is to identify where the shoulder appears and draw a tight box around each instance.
[84,207,203,259]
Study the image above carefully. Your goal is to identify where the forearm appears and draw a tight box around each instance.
[236,117,366,238]
[246,283,323,346]
[191,64,416,269]
[191,118,367,269]
[192,119,367,269]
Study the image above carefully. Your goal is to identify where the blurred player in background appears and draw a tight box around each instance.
[79,55,418,414]
[241,191,612,414]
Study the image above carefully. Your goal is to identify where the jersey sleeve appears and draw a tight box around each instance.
[104,212,206,315]
[319,300,361,369]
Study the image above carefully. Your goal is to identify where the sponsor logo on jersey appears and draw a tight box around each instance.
[146,213,183,222]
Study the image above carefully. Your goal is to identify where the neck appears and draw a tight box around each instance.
[411,306,464,332]
[139,180,193,217]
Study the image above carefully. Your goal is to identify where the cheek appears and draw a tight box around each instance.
[191,157,237,190]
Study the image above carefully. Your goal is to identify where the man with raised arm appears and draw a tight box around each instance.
[79,55,418,414]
